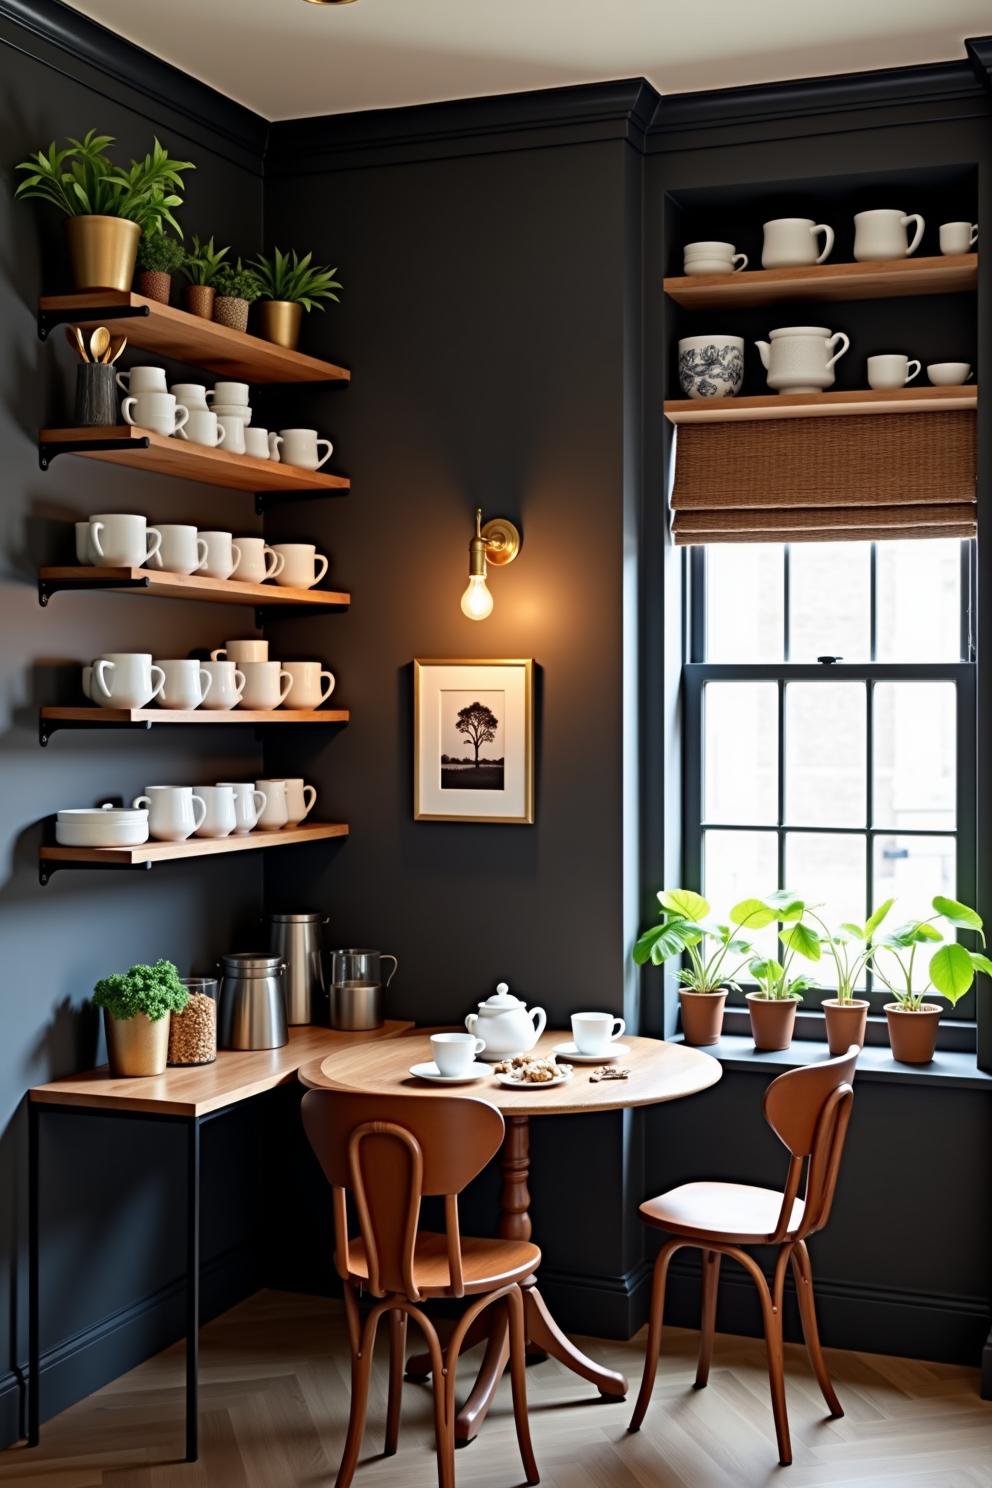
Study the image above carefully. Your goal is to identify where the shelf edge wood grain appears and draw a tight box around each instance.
[38,292,350,383]
[40,706,350,726]
[38,566,350,608]
[664,385,978,424]
[40,821,349,869]
[663,253,978,308]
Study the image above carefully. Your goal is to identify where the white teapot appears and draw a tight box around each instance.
[755,325,850,395]
[466,982,547,1062]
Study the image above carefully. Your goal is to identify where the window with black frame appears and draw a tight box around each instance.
[682,539,977,1017]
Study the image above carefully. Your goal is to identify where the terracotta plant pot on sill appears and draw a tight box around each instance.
[884,1003,942,1064]
[678,988,726,1046]
[822,998,869,1056]
[746,992,799,1051]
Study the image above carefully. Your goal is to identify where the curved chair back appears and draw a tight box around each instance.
[762,1046,859,1241]
[302,1090,505,1301]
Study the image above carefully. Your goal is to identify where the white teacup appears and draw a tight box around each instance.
[238,661,292,710]
[88,513,162,568]
[243,427,270,460]
[257,777,316,827]
[181,409,225,448]
[217,781,267,834]
[193,785,237,839]
[197,531,241,581]
[271,542,329,590]
[231,537,283,584]
[75,521,96,565]
[208,381,250,406]
[132,785,206,842]
[155,658,212,710]
[170,382,209,410]
[92,653,165,710]
[200,660,246,710]
[762,217,834,268]
[217,415,246,455]
[121,391,189,438]
[853,208,925,262]
[927,361,973,386]
[867,354,921,390]
[683,240,748,275]
[149,524,207,576]
[272,428,333,470]
[571,1011,626,1055]
[430,1032,485,1077]
[254,777,288,830]
[939,221,978,255]
[211,638,269,664]
[115,365,167,396]
[283,660,336,708]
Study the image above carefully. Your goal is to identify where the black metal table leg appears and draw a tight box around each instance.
[186,1117,201,1462]
[28,1099,39,1446]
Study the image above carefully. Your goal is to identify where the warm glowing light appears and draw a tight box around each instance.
[460,574,494,621]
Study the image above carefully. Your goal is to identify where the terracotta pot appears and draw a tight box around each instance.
[104,1009,170,1077]
[258,299,303,349]
[136,269,171,304]
[678,989,727,1047]
[746,992,799,1051]
[822,998,869,1056]
[214,295,250,333]
[884,1003,942,1064]
[65,215,140,292]
[185,284,216,320]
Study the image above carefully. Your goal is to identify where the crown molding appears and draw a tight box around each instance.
[965,35,992,89]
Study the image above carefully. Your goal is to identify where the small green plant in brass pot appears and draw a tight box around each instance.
[870,896,990,1065]
[250,247,342,349]
[93,959,189,1077]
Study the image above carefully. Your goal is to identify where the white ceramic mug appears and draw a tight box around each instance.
[217,415,246,455]
[196,531,241,581]
[257,777,316,827]
[211,638,269,664]
[208,381,250,407]
[273,429,333,470]
[200,660,246,710]
[115,365,167,396]
[75,521,96,565]
[927,362,973,386]
[121,392,189,438]
[92,653,165,710]
[238,661,293,710]
[170,382,209,409]
[682,240,747,275]
[180,409,225,448]
[155,658,213,710]
[571,1011,626,1055]
[866,354,921,389]
[149,524,208,577]
[283,660,336,708]
[853,209,925,262]
[271,542,329,590]
[939,221,978,255]
[243,427,270,460]
[193,785,237,839]
[132,785,206,842]
[761,217,834,268]
[254,777,289,830]
[431,1032,485,1076]
[88,513,162,568]
[231,537,283,584]
[217,781,267,834]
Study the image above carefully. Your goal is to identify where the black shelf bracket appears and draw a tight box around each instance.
[37,303,150,341]
[38,575,152,607]
[39,435,150,472]
[39,859,154,886]
[39,716,154,747]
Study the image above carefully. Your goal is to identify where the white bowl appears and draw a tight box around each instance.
[926,362,972,386]
[56,807,149,847]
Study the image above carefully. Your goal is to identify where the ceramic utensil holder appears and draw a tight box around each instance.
[74,363,117,426]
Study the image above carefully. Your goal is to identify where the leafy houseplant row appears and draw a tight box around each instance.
[14,132,342,351]
[634,888,989,1064]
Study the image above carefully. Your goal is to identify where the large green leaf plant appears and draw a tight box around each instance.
[869,896,991,1012]
[14,131,193,234]
[633,888,818,997]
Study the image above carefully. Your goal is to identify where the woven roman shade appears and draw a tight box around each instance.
[670,410,977,545]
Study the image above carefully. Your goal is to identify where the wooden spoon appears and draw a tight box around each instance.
[89,327,111,363]
[107,335,127,365]
[69,325,89,362]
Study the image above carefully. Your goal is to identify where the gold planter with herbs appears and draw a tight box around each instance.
[104,1009,170,1077]
[250,246,342,352]
[258,299,303,349]
[65,215,140,291]
[93,959,190,1079]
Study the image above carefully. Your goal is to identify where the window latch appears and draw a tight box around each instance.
[816,655,843,665]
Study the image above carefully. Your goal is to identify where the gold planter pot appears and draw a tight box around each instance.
[65,215,140,292]
[259,299,303,350]
[104,1009,170,1077]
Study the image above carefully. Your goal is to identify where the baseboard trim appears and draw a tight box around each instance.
[535,1260,654,1339]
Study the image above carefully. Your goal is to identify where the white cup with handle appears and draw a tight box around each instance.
[92,653,165,709]
[121,391,189,438]
[926,361,973,386]
[761,218,834,268]
[218,781,267,834]
[196,531,241,581]
[193,785,237,839]
[571,1011,626,1055]
[148,524,207,576]
[431,1032,486,1077]
[243,427,270,460]
[155,658,213,710]
[180,409,225,448]
[258,777,316,827]
[939,221,978,255]
[211,638,269,664]
[169,382,209,409]
[132,785,206,842]
[283,660,336,708]
[207,381,250,407]
[271,542,329,589]
[238,661,293,710]
[254,777,289,830]
[217,415,246,455]
[273,429,333,470]
[200,660,246,710]
[866,354,921,390]
[115,365,167,396]
[853,208,925,261]
[88,513,162,568]
[231,537,283,584]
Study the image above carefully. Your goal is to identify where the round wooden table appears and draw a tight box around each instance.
[299,1028,721,1443]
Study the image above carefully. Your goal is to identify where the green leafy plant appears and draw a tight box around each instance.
[213,259,263,303]
[14,131,193,233]
[744,893,821,1001]
[179,233,230,286]
[800,899,893,1003]
[92,959,188,1023]
[136,232,185,273]
[249,246,342,311]
[635,888,793,993]
[870,896,991,1010]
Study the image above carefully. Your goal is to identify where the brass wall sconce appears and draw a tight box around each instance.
[460,507,522,621]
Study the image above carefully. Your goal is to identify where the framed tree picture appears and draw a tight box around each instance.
[413,659,534,824]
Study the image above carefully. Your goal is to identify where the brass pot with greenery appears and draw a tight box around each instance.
[250,247,342,349]
[178,233,230,319]
[212,260,263,334]
[92,959,189,1077]
[15,131,193,291]
[871,896,989,1064]
[804,901,892,1054]
[134,230,184,304]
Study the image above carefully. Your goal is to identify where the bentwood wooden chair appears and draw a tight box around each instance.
[301,1090,541,1488]
[628,1046,859,1466]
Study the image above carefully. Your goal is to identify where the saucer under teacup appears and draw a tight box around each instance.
[409,1060,488,1085]
[551,1040,631,1064]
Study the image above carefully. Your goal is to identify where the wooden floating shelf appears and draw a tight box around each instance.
[39,822,350,882]
[664,385,977,425]
[664,253,978,309]
[38,565,350,611]
[38,292,350,384]
[39,426,351,496]
[41,704,348,730]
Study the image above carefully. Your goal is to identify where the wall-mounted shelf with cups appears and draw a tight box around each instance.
[664,252,978,310]
[38,821,350,884]
[664,384,977,425]
[38,706,350,746]
[37,566,351,622]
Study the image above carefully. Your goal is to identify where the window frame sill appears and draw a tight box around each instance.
[674,1033,992,1090]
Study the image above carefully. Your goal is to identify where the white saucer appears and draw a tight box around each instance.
[495,1068,573,1089]
[409,1061,489,1085]
[551,1041,631,1064]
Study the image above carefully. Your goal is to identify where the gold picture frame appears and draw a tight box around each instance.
[413,658,534,824]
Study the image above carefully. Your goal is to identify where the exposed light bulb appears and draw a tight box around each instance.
[460,574,494,621]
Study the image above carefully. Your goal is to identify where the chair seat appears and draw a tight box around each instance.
[344,1232,541,1297]
[640,1181,805,1244]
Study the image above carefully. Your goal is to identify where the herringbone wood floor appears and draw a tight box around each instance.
[1,1289,990,1488]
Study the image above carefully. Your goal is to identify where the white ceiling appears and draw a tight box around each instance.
[68,0,989,121]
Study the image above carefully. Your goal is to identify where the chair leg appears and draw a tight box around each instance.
[628,1238,681,1433]
[792,1240,843,1418]
[694,1249,721,1390]
[506,1285,540,1485]
[403,1306,453,1488]
[385,1309,407,1455]
[335,1294,382,1488]
[732,1246,792,1467]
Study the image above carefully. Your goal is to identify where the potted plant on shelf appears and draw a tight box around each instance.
[134,230,184,304]
[92,958,189,1077]
[740,894,819,1051]
[14,131,193,292]
[212,259,263,333]
[178,233,230,319]
[870,896,990,1064]
[250,246,342,350]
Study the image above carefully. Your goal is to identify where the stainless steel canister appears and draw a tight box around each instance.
[218,952,287,1050]
[267,912,328,1025]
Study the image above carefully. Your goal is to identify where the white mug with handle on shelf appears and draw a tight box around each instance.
[196,531,241,581]
[88,513,162,568]
[273,429,333,470]
[121,392,189,438]
[148,524,208,577]
[257,777,316,827]
[115,365,167,396]
[217,781,267,834]
[761,218,835,268]
[853,209,925,261]
[270,542,329,590]
[132,785,207,842]
[238,661,293,710]
[92,653,166,710]
[231,537,283,584]
[200,660,247,710]
[155,658,213,710]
